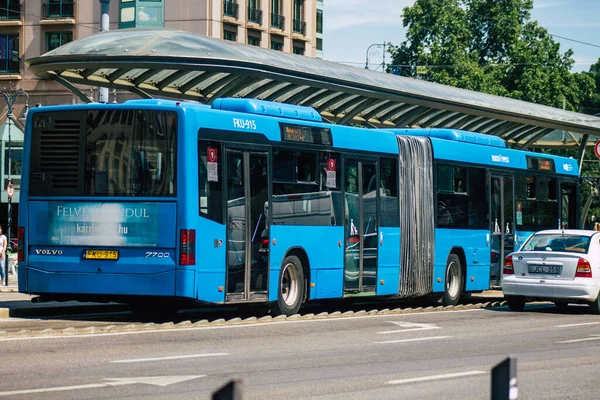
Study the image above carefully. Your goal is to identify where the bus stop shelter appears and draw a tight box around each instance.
[27,29,600,166]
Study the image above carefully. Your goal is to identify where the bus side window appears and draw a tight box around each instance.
[198,141,223,223]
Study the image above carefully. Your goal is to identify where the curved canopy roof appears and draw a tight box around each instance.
[27,28,600,149]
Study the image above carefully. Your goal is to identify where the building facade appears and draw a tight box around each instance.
[0,0,323,228]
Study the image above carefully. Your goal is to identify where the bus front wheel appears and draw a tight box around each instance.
[271,255,305,316]
[442,254,463,306]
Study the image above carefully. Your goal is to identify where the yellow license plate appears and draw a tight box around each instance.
[84,250,119,260]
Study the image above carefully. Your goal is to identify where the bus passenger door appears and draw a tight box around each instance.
[490,174,514,287]
[225,149,269,302]
[343,159,378,293]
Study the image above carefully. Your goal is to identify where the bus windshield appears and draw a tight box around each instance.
[29,109,177,197]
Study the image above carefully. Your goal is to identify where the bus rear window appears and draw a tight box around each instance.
[29,110,177,197]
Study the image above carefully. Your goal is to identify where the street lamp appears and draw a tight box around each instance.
[365,43,387,70]
[0,88,28,286]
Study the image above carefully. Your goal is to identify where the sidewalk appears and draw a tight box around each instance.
[0,272,128,318]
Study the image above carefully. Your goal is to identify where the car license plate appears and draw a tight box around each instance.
[84,250,119,260]
[528,264,560,274]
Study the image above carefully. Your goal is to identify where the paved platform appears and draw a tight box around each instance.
[0,284,506,319]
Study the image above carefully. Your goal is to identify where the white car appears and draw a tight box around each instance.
[502,229,600,314]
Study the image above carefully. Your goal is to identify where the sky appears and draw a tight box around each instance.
[323,0,600,73]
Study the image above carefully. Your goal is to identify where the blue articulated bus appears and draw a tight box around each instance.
[17,98,580,315]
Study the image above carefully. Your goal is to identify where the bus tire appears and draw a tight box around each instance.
[442,254,463,306]
[506,295,526,311]
[271,255,305,316]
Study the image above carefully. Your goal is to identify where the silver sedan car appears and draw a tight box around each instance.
[502,230,600,314]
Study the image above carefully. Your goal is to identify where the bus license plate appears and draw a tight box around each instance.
[84,250,119,260]
[528,265,560,274]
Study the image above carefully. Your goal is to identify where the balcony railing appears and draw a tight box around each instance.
[0,1,20,20]
[0,53,20,74]
[271,13,284,29]
[43,0,75,18]
[248,7,262,24]
[223,1,239,19]
[293,19,306,35]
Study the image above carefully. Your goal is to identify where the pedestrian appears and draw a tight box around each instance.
[0,226,6,285]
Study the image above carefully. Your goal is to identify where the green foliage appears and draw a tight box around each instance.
[388,0,595,111]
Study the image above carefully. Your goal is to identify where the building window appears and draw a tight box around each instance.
[44,0,75,18]
[271,0,280,16]
[0,0,20,20]
[46,32,73,52]
[224,0,239,18]
[4,142,23,190]
[119,0,164,29]
[248,31,261,46]
[317,38,323,51]
[0,34,19,73]
[292,40,304,55]
[316,9,323,34]
[248,0,262,24]
[293,0,306,35]
[271,36,283,51]
[271,0,284,29]
[224,25,237,41]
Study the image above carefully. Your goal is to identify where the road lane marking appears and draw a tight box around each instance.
[0,309,485,342]
[0,376,204,397]
[556,322,600,328]
[378,321,441,334]
[374,336,451,344]
[378,327,442,334]
[557,335,600,344]
[387,371,486,385]
[111,353,229,363]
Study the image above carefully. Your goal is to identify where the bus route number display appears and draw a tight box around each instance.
[280,123,332,146]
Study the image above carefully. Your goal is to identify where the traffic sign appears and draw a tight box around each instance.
[595,140,600,159]
[6,183,13,198]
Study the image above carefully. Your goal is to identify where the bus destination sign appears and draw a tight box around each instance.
[526,156,555,172]
[280,123,333,146]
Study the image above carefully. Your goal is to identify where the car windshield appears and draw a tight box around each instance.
[521,234,591,254]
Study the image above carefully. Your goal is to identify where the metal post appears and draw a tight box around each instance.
[98,0,111,103]
[491,357,518,400]
[212,380,243,400]
[0,89,28,286]
[365,43,386,70]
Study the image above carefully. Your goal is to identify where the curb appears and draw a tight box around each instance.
[0,303,129,319]
[0,300,508,338]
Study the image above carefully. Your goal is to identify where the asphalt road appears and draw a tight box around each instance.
[0,303,599,399]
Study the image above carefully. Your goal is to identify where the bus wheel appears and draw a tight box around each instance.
[442,254,463,306]
[271,255,305,316]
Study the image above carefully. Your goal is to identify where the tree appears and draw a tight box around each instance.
[388,0,595,111]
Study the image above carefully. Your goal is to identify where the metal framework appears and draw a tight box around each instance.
[27,28,600,149]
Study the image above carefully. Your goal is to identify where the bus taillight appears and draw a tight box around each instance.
[261,237,269,249]
[17,226,24,262]
[180,229,196,265]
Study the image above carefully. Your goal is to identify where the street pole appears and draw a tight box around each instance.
[98,0,111,103]
[365,43,386,70]
[0,89,28,286]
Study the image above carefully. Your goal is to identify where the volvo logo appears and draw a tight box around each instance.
[35,249,63,255]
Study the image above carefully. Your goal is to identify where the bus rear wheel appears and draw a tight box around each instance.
[271,255,305,316]
[442,254,463,306]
